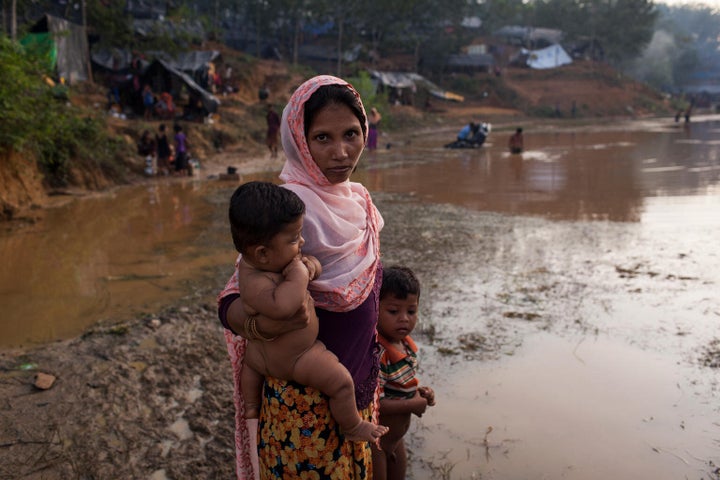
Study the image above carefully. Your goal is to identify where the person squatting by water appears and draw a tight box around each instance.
[218,75,387,479]
[228,180,388,444]
[371,266,436,480]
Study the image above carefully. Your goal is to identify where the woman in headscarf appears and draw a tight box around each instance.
[218,75,384,479]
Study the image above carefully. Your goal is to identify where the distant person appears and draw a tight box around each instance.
[367,107,382,150]
[173,124,189,176]
[155,92,175,120]
[684,103,693,123]
[142,85,155,120]
[457,122,476,141]
[228,181,388,443]
[258,84,269,102]
[509,127,524,154]
[371,265,436,480]
[265,104,281,158]
[222,65,235,95]
[137,129,157,176]
[155,124,171,175]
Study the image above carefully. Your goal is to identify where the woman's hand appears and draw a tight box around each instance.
[226,292,314,339]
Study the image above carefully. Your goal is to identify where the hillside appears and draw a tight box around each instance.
[0,48,675,224]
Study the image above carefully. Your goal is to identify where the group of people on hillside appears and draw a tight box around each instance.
[218,76,435,480]
[137,123,191,176]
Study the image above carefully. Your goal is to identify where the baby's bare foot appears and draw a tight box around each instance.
[343,420,389,442]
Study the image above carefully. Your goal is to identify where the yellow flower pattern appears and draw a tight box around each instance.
[259,377,372,479]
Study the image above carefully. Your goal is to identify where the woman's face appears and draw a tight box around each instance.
[306,102,364,184]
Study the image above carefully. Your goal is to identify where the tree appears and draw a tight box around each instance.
[476,0,533,35]
[533,0,658,64]
[86,0,135,50]
[355,0,469,72]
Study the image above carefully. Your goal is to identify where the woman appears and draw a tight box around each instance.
[367,107,382,150]
[218,75,384,479]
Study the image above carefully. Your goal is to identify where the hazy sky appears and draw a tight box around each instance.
[660,0,720,7]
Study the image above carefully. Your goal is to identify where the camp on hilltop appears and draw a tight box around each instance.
[1,3,685,222]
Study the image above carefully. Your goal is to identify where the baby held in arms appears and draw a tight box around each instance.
[229,181,388,443]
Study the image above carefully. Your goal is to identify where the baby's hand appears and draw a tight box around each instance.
[282,255,307,278]
[418,386,436,406]
[301,255,322,281]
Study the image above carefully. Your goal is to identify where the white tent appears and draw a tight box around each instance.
[521,44,572,69]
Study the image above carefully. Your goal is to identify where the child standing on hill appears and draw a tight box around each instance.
[371,265,436,480]
[229,181,388,444]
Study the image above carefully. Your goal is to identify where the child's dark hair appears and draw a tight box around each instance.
[380,266,420,300]
[304,84,367,139]
[229,181,305,253]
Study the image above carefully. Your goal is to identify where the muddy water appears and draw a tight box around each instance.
[2,116,720,479]
[0,172,273,348]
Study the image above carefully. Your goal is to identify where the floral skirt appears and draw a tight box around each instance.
[258,377,373,479]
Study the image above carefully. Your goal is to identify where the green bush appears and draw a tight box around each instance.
[1,36,125,187]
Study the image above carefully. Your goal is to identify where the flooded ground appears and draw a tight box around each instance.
[1,116,719,479]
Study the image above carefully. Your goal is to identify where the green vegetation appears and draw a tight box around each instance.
[0,36,127,187]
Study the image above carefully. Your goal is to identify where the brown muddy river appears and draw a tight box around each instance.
[2,115,719,479]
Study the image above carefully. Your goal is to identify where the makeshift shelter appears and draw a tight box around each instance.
[143,58,220,114]
[493,26,564,49]
[21,15,90,83]
[368,70,464,106]
[516,44,572,70]
[90,49,221,116]
[446,53,494,73]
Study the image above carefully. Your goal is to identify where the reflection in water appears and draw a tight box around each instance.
[412,333,720,480]
[0,179,266,348]
[1,119,719,347]
[358,119,720,223]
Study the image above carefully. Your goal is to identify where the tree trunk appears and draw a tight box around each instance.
[82,0,94,83]
[293,16,300,66]
[336,16,343,77]
[11,0,17,41]
[414,41,421,72]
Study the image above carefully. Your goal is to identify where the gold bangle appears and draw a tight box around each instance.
[246,314,277,342]
[243,315,255,340]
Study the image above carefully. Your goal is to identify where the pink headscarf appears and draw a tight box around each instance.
[219,75,383,479]
[279,75,384,312]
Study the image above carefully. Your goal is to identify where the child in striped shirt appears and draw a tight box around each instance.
[372,266,436,480]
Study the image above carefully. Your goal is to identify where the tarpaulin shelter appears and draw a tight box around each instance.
[91,49,221,115]
[522,44,572,69]
[21,14,90,83]
[446,53,494,73]
[143,58,220,114]
[493,26,564,49]
[368,70,464,105]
